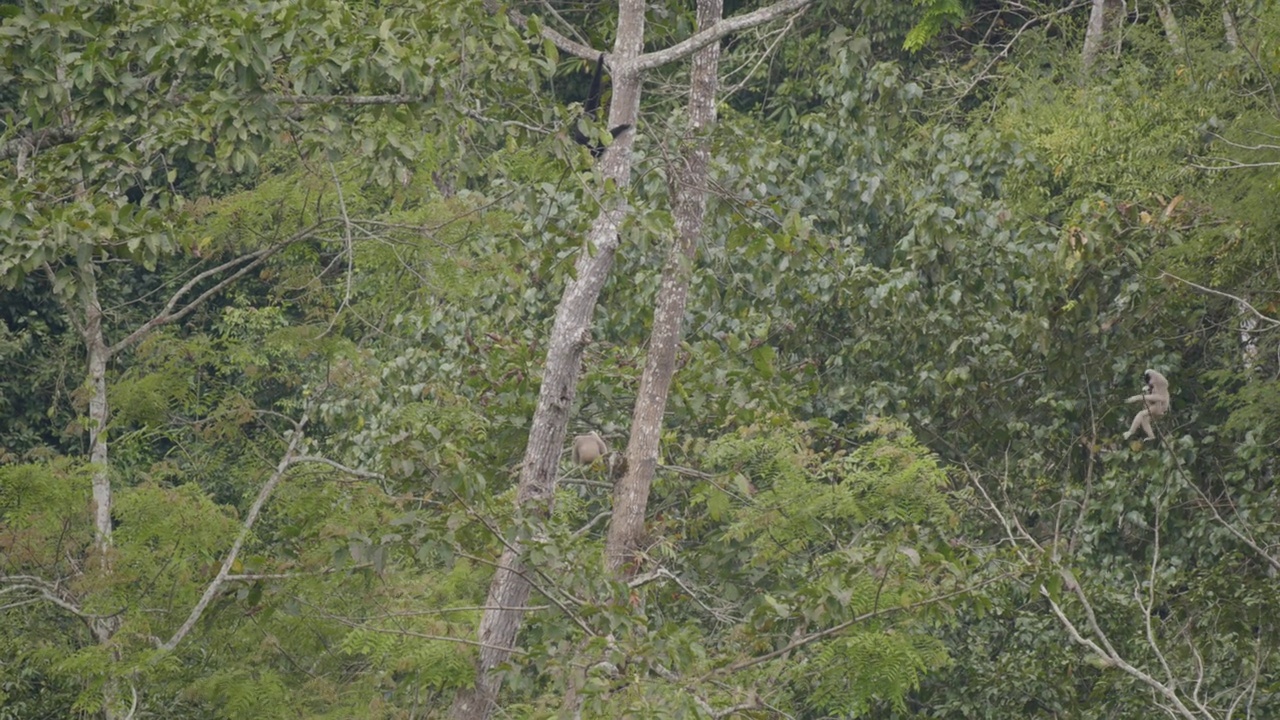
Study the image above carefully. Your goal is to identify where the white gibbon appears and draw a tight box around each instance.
[571,432,608,465]
[1124,369,1170,440]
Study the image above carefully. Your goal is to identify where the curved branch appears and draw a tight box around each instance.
[0,125,79,161]
[292,455,386,481]
[1160,272,1280,328]
[631,0,814,73]
[158,414,309,652]
[111,220,336,355]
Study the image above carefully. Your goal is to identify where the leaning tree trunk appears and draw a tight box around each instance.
[446,6,647,720]
[1155,3,1185,57]
[1222,0,1240,51]
[449,2,814,718]
[1082,0,1124,73]
[605,0,722,578]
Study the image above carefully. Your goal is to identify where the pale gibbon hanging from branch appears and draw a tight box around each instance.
[571,432,608,465]
[1123,369,1170,440]
[572,54,631,159]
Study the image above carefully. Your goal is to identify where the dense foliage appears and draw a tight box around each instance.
[3,0,1279,718]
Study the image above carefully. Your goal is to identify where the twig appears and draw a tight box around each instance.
[111,221,337,354]
[1160,272,1279,327]
[631,0,813,73]
[159,412,309,651]
[292,455,386,481]
[718,575,1010,675]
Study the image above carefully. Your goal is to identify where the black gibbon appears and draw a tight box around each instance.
[1124,369,1170,440]
[573,54,631,159]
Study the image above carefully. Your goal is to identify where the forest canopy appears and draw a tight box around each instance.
[2,0,1279,718]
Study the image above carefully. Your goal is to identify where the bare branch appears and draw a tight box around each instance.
[292,455,386,481]
[159,413,309,652]
[121,682,139,720]
[571,510,612,538]
[1160,272,1280,328]
[111,220,336,354]
[481,0,598,59]
[631,0,814,73]
[296,597,528,654]
[0,125,79,161]
[269,94,426,106]
[1189,159,1280,171]
[944,2,1090,109]
[718,575,1010,675]
[0,575,101,619]
[629,567,738,623]
[1043,589,1200,720]
[1142,505,1178,689]
[1205,131,1280,152]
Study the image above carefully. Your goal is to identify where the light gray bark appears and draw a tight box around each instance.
[605,0,722,578]
[1082,0,1124,72]
[65,235,315,719]
[449,1,815,717]
[82,264,113,559]
[446,4,648,718]
[1223,0,1240,51]
[75,261,125,720]
[1155,3,1184,56]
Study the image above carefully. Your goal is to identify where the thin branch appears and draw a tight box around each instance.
[121,682,139,720]
[460,107,546,134]
[481,0,598,59]
[1160,272,1280,327]
[296,597,527,654]
[319,162,355,339]
[571,510,612,538]
[111,220,336,354]
[0,577,101,619]
[1141,500,1177,689]
[944,2,1090,109]
[630,0,814,73]
[292,455,386,481]
[269,94,428,106]
[1043,590,1200,720]
[0,125,79,160]
[560,477,612,489]
[159,413,309,652]
[718,575,1010,675]
[1189,159,1280,171]
[452,550,591,634]
[629,567,738,623]
[450,489,594,632]
[658,463,716,479]
[1205,131,1280,152]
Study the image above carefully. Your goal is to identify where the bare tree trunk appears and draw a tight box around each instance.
[1082,0,1124,73]
[77,261,124,720]
[1223,0,1240,51]
[450,3,813,717]
[447,7,647,720]
[82,265,113,559]
[605,0,722,578]
[1155,3,1185,57]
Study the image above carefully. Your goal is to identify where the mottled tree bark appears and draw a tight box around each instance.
[1155,3,1184,57]
[1222,0,1240,51]
[81,263,113,561]
[446,5,647,718]
[79,263,123,720]
[449,2,814,718]
[1082,0,1124,72]
[605,0,722,578]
